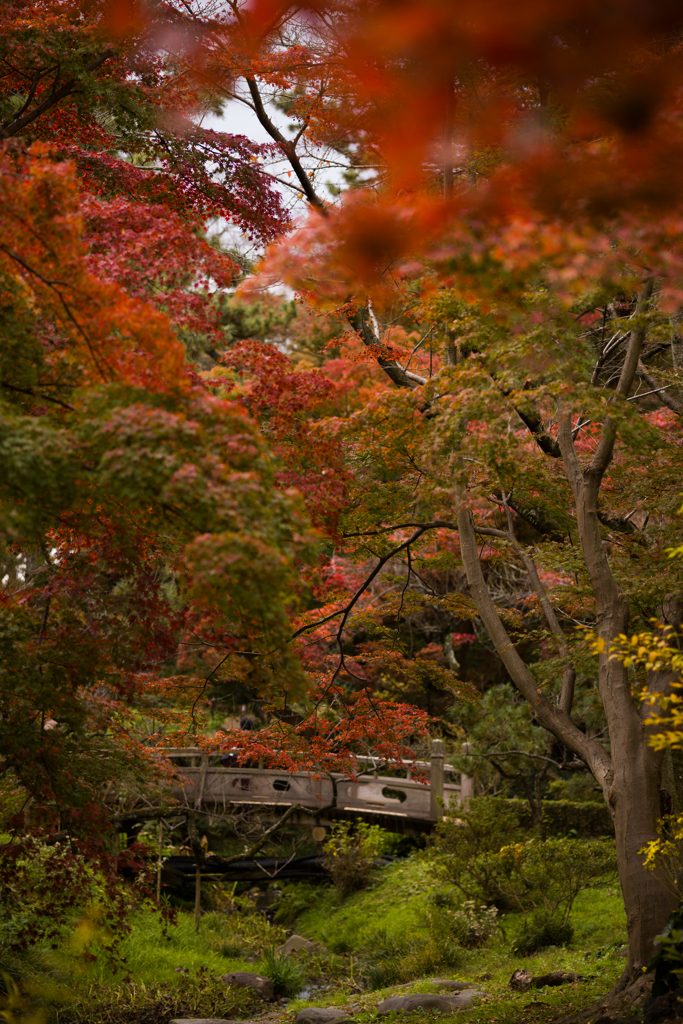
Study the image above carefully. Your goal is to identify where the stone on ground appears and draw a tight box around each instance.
[376,991,483,1015]
[170,1019,242,1023]
[295,1007,354,1024]
[276,934,317,955]
[221,971,274,1000]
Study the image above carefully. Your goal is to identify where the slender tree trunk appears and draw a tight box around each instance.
[194,862,202,933]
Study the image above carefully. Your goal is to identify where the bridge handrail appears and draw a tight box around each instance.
[158,747,459,773]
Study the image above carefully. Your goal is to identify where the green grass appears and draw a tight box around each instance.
[84,910,255,988]
[297,858,439,953]
[286,857,628,1024]
[3,853,628,1024]
[297,857,626,958]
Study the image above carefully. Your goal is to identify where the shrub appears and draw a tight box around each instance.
[426,894,498,948]
[321,821,389,896]
[430,797,525,906]
[358,928,463,989]
[203,907,286,959]
[474,837,616,942]
[366,961,400,991]
[431,797,614,909]
[513,915,575,954]
[258,947,305,997]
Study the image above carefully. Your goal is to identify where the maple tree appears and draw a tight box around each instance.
[6,0,683,992]
[0,0,429,864]
[173,0,683,986]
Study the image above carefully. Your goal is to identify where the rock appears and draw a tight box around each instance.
[171,1020,241,1024]
[376,991,483,1015]
[510,970,533,993]
[277,934,317,955]
[295,1008,354,1024]
[430,980,475,992]
[221,972,274,1000]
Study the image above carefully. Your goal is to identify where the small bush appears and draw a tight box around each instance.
[395,939,463,980]
[426,894,498,948]
[476,837,616,924]
[322,821,389,896]
[366,961,400,991]
[258,947,305,997]
[203,907,286,959]
[358,928,463,989]
[430,797,525,905]
[513,915,575,954]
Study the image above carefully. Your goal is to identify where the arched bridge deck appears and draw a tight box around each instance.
[164,744,472,831]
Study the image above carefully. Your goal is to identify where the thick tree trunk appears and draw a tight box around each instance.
[610,723,675,973]
[456,500,674,977]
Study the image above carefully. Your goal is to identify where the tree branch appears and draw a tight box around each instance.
[456,502,612,787]
[471,749,587,771]
[346,303,427,389]
[637,360,683,415]
[245,77,326,213]
[0,51,114,139]
[501,493,575,716]
[588,278,654,484]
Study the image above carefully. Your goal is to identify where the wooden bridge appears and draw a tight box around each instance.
[163,740,472,833]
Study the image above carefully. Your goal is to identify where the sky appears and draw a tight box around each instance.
[202,92,348,258]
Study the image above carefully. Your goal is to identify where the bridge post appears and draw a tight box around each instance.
[429,738,444,821]
[460,742,475,805]
[195,754,209,810]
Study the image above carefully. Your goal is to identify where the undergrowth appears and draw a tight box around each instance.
[57,969,261,1024]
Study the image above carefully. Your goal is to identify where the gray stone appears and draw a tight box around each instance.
[430,981,475,992]
[376,991,483,1016]
[295,1007,354,1024]
[277,934,317,955]
[221,971,274,1000]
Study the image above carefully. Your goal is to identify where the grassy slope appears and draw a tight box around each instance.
[297,857,439,952]
[47,855,627,1024]
[289,856,628,1024]
[85,910,255,987]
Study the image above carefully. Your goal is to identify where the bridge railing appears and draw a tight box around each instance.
[160,739,472,822]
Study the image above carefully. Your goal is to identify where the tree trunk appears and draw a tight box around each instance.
[194,862,202,933]
[610,724,676,973]
[456,497,675,977]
